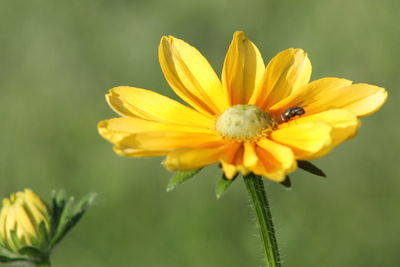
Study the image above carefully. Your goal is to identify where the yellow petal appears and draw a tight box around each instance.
[17,205,36,239]
[220,144,251,179]
[98,117,213,144]
[114,148,169,157]
[222,31,265,105]
[257,138,296,171]
[243,142,258,167]
[250,48,311,109]
[271,121,332,160]
[270,77,352,114]
[289,109,360,147]
[332,84,387,117]
[247,138,296,182]
[23,190,49,229]
[219,143,243,179]
[164,143,232,171]
[271,77,387,117]
[106,86,214,129]
[159,36,230,115]
[115,131,225,157]
[0,200,10,240]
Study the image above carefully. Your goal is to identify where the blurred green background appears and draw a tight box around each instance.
[0,0,399,266]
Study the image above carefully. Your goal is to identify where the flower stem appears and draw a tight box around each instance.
[243,173,281,267]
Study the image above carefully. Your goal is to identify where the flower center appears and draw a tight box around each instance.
[216,105,275,141]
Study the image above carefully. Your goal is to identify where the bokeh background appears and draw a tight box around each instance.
[1,0,399,266]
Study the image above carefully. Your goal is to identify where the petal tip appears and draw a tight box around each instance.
[97,119,108,131]
[160,35,172,42]
[159,36,174,51]
[353,84,388,117]
[163,156,181,171]
[233,30,245,38]
[113,145,129,157]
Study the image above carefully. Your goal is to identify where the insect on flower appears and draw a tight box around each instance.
[280,107,305,122]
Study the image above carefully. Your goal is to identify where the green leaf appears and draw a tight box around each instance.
[166,169,202,192]
[298,161,326,177]
[216,174,236,199]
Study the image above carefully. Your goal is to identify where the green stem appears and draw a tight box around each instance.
[243,173,281,267]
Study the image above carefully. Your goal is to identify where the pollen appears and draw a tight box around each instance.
[216,105,275,141]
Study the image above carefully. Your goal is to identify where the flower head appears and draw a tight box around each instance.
[0,189,50,252]
[98,31,387,182]
[0,189,96,264]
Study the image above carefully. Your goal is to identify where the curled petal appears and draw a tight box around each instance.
[222,31,265,105]
[220,142,261,179]
[249,138,296,182]
[159,36,229,115]
[218,143,243,179]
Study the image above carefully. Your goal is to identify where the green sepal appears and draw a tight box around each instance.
[280,176,291,188]
[28,221,51,253]
[50,190,67,236]
[10,230,23,252]
[216,174,237,199]
[49,191,96,248]
[18,246,45,259]
[0,256,15,263]
[63,192,97,236]
[0,248,29,263]
[50,195,74,247]
[166,168,202,192]
[38,221,50,248]
[0,255,29,263]
[19,246,50,266]
[298,160,326,177]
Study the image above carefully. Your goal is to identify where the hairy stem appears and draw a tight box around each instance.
[243,173,281,267]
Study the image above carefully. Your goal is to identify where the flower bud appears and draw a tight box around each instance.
[0,189,50,252]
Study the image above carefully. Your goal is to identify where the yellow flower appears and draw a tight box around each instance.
[98,31,387,182]
[0,189,50,252]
